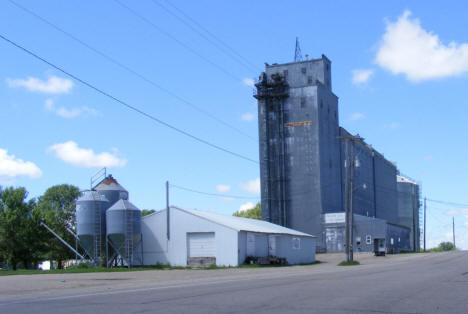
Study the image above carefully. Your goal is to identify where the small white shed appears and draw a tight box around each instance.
[140,206,316,267]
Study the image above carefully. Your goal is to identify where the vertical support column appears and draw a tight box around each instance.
[106,233,109,268]
[343,139,349,262]
[74,215,78,268]
[279,98,287,227]
[423,197,426,252]
[349,141,355,262]
[453,216,455,248]
[166,181,170,240]
[263,98,272,223]
[140,233,144,266]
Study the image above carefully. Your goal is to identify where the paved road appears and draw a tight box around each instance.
[1,251,467,313]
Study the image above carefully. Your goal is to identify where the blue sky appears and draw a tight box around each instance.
[1,0,467,249]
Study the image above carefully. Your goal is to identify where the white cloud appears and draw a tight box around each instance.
[216,184,231,193]
[446,209,457,216]
[0,149,42,179]
[376,10,468,82]
[385,122,400,129]
[239,178,260,195]
[44,98,54,111]
[7,75,73,93]
[458,232,468,250]
[445,208,468,216]
[241,112,255,122]
[239,202,255,213]
[441,208,468,249]
[351,69,374,84]
[48,141,127,168]
[220,197,235,202]
[423,155,433,162]
[350,112,365,121]
[45,99,98,119]
[242,78,255,87]
[0,176,15,185]
[55,107,82,119]
[445,232,454,241]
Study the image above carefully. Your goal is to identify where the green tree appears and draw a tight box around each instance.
[36,184,80,269]
[141,209,156,217]
[233,203,261,219]
[438,241,455,251]
[0,187,45,270]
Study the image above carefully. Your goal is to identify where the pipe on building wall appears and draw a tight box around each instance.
[264,98,272,222]
[280,97,287,227]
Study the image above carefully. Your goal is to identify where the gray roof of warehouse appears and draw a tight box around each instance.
[172,206,315,237]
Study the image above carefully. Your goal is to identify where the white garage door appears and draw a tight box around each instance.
[187,232,215,258]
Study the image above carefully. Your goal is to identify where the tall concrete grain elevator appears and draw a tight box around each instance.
[255,55,341,251]
[255,55,420,253]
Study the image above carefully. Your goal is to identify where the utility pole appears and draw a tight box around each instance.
[349,141,355,262]
[453,216,455,248]
[166,181,170,240]
[343,140,350,262]
[337,134,363,262]
[423,197,426,252]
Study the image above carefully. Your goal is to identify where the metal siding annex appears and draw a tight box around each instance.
[141,206,316,266]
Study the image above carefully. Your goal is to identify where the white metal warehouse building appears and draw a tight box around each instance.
[140,206,316,267]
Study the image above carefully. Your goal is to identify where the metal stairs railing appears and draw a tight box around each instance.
[93,193,102,265]
[125,209,133,267]
[90,167,106,189]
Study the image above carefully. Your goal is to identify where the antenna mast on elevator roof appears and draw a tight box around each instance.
[294,37,303,62]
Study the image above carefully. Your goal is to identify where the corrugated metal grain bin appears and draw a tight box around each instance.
[76,191,109,264]
[106,199,142,266]
[95,175,129,206]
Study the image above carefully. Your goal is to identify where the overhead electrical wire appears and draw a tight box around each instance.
[0,34,259,164]
[426,209,451,227]
[426,198,468,208]
[162,0,261,73]
[7,0,256,142]
[149,0,261,74]
[170,183,259,200]
[112,0,243,82]
[425,205,458,211]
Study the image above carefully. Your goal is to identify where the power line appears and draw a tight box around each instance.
[170,183,259,200]
[151,0,261,73]
[112,0,243,82]
[0,33,259,164]
[424,205,450,211]
[163,0,261,73]
[7,0,255,142]
[426,198,468,208]
[426,210,450,228]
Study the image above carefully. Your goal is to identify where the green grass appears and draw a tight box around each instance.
[399,250,419,254]
[238,261,321,268]
[424,248,458,253]
[0,260,322,276]
[0,265,192,276]
[338,260,360,266]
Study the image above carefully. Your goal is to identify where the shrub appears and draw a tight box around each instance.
[77,263,89,269]
[438,242,455,251]
[338,260,360,266]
